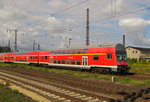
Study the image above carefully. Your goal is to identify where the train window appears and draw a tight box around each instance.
[54,51,57,54]
[72,50,76,54]
[42,56,45,59]
[58,60,61,64]
[58,51,61,54]
[66,60,70,64]
[67,50,70,54]
[93,55,99,60]
[62,50,65,54]
[62,60,65,64]
[77,49,81,54]
[71,60,75,64]
[45,56,48,59]
[54,60,57,63]
[83,49,88,53]
[76,60,81,65]
[107,53,112,59]
[35,56,37,59]
[51,51,54,54]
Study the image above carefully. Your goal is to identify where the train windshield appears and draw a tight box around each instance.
[116,51,127,61]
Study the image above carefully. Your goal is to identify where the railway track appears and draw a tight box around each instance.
[0,70,118,102]
[0,67,140,96]
[0,66,149,102]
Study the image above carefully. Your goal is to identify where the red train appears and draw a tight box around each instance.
[0,43,129,73]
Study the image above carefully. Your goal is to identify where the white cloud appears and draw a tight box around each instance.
[46,16,65,33]
[0,0,150,51]
[120,18,150,27]
[119,18,150,46]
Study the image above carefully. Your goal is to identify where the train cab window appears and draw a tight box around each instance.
[83,49,88,53]
[107,53,112,59]
[62,60,65,64]
[66,60,70,64]
[77,49,81,54]
[58,60,61,64]
[71,60,75,64]
[72,50,76,54]
[77,60,81,65]
[93,55,99,60]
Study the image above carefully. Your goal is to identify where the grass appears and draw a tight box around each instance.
[129,63,150,74]
[0,84,37,102]
[115,77,150,86]
[0,62,150,86]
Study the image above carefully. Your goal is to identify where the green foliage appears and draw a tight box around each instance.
[145,80,150,86]
[129,63,150,74]
[127,58,138,64]
[128,58,150,64]
[0,84,37,102]
[0,46,11,53]
[115,77,148,86]
[139,59,147,64]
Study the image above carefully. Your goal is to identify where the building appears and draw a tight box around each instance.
[126,46,150,61]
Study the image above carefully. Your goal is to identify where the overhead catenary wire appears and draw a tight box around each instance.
[27,5,150,48]
[61,6,150,32]
[17,0,90,30]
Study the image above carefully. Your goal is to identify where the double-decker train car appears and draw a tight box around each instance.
[46,43,129,73]
[0,43,129,73]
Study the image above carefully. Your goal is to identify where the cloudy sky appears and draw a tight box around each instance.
[0,0,150,51]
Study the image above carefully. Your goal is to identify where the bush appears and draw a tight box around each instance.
[127,58,138,64]
[139,59,147,64]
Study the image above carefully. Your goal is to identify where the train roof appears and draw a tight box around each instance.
[0,43,125,55]
[45,43,125,51]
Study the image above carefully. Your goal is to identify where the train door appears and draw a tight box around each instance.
[50,57,53,64]
[82,56,88,66]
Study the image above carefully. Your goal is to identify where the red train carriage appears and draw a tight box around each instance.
[46,43,129,73]
[3,53,15,63]
[14,52,29,64]
[38,51,50,67]
[28,51,39,65]
[0,53,4,62]
[0,43,129,73]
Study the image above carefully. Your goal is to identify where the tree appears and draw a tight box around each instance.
[0,46,11,53]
